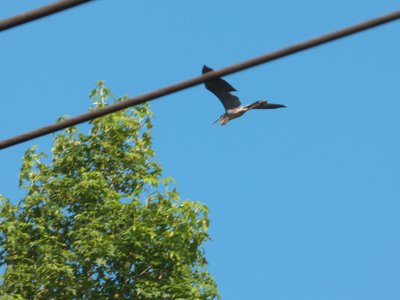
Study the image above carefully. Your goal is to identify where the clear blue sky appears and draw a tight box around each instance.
[1,1,400,299]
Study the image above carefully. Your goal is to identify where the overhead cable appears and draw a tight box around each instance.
[0,10,399,150]
[0,0,94,32]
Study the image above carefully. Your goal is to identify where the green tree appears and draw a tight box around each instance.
[0,82,219,299]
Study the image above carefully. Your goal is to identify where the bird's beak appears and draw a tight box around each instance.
[212,118,220,125]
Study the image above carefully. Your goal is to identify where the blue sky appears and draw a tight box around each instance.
[1,1,400,299]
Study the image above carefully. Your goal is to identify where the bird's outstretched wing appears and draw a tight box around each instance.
[202,65,241,110]
[246,101,286,110]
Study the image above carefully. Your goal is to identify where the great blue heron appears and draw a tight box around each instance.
[203,65,286,125]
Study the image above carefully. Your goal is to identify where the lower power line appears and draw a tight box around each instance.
[0,10,399,150]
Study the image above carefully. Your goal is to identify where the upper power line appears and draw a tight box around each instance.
[0,0,95,32]
[0,10,399,150]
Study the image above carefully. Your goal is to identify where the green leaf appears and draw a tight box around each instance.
[0,82,220,300]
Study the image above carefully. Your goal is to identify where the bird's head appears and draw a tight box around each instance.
[212,114,229,126]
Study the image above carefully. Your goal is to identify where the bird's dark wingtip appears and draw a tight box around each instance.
[202,64,238,94]
[202,65,213,73]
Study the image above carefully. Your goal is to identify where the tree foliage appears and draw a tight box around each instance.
[0,82,219,299]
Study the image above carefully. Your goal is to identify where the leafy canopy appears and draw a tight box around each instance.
[0,82,219,299]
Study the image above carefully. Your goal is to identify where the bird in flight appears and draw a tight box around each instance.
[202,65,286,125]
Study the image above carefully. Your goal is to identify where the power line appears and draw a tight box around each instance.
[0,0,94,32]
[1,10,399,150]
